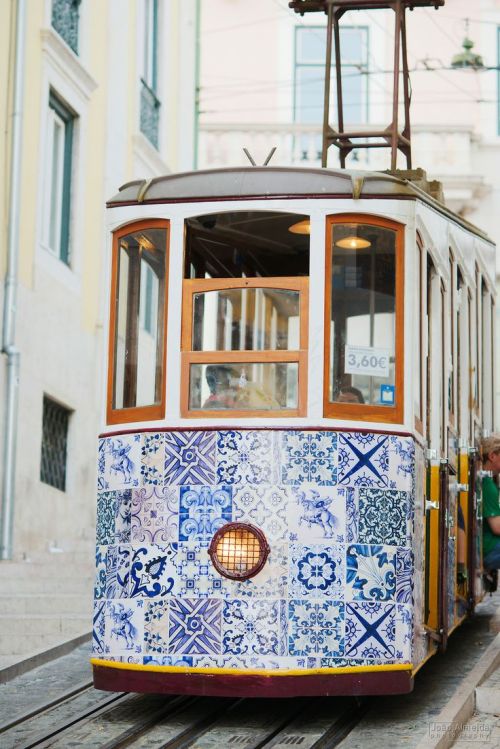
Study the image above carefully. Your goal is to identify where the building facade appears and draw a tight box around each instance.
[197,0,500,420]
[0,0,197,562]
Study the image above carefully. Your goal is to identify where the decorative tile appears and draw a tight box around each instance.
[338,433,389,488]
[127,544,178,598]
[93,600,106,654]
[94,546,107,599]
[179,486,232,542]
[289,544,344,599]
[222,543,288,598]
[105,599,144,656]
[144,599,170,653]
[281,431,337,486]
[346,544,396,601]
[346,488,357,543]
[289,600,344,656]
[141,433,165,485]
[177,542,225,597]
[389,436,415,491]
[222,599,286,656]
[345,602,396,660]
[233,485,291,541]
[143,655,193,666]
[216,430,278,485]
[131,486,179,544]
[358,488,410,546]
[396,604,413,662]
[97,439,107,491]
[99,435,141,490]
[114,490,132,543]
[105,545,131,599]
[396,548,414,604]
[169,598,222,655]
[164,431,216,485]
[289,486,346,543]
[96,492,117,545]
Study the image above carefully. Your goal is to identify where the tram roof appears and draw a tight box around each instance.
[108,166,492,244]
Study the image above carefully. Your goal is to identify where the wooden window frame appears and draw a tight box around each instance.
[181,277,309,418]
[106,219,169,425]
[414,233,424,434]
[323,213,405,424]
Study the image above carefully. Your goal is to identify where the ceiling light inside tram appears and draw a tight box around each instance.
[335,235,371,250]
[288,219,310,235]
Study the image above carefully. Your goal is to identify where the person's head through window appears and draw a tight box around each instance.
[337,385,364,404]
[203,365,236,409]
[481,434,500,477]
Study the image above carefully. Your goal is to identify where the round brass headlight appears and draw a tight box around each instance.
[208,523,270,581]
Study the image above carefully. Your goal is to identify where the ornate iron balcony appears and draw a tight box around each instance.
[51,0,81,54]
[140,79,161,149]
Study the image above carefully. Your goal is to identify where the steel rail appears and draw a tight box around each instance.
[0,679,94,734]
[14,691,136,749]
[310,699,370,749]
[87,695,196,749]
[149,698,242,749]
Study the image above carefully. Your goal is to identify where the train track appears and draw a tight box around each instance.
[0,682,370,749]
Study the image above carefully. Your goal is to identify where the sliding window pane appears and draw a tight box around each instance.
[189,362,298,411]
[193,288,300,351]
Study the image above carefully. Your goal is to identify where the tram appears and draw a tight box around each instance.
[91,165,496,696]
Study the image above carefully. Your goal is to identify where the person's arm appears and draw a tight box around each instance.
[487,515,500,535]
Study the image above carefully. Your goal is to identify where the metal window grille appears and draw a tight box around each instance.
[140,79,161,149]
[51,0,81,54]
[40,397,70,491]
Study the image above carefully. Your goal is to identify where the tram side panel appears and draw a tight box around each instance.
[92,427,425,695]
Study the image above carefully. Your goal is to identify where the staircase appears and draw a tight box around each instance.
[0,549,94,670]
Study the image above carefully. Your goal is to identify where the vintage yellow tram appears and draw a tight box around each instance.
[90,165,496,696]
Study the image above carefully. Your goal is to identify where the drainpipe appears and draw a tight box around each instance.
[193,0,200,170]
[1,0,26,560]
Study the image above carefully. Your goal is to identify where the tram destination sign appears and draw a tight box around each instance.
[344,345,390,377]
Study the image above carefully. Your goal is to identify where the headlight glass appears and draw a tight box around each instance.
[208,523,270,580]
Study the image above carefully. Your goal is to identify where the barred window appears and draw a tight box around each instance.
[51,0,81,55]
[40,397,71,491]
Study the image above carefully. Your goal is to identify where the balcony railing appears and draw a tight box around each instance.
[140,79,161,150]
[198,121,478,173]
[51,0,81,54]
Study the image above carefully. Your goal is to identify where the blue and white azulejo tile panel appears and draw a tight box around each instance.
[94,428,417,670]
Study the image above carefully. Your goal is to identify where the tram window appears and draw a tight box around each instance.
[107,221,168,424]
[324,215,403,422]
[182,211,309,416]
[184,211,309,278]
[181,277,308,416]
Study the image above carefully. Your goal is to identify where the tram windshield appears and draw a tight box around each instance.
[182,211,309,415]
[328,221,397,408]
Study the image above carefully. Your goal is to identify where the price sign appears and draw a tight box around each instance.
[344,345,390,377]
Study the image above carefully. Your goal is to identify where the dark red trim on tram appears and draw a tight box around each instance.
[99,424,415,440]
[93,664,413,697]
[106,193,418,209]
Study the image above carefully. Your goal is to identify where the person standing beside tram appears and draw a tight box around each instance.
[481,434,500,571]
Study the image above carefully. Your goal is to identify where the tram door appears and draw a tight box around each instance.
[424,258,449,644]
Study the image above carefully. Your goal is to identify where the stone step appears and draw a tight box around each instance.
[475,666,500,714]
[0,594,92,615]
[0,560,95,579]
[0,576,94,594]
[0,628,90,657]
[0,611,91,636]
